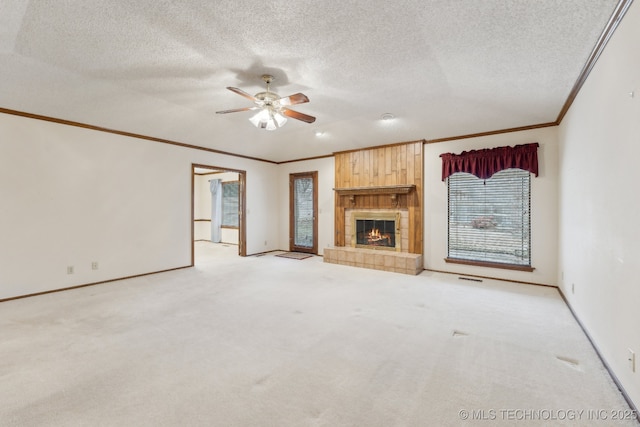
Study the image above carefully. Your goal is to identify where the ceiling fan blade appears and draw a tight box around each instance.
[279,93,309,106]
[282,108,316,123]
[216,106,259,114]
[226,87,257,102]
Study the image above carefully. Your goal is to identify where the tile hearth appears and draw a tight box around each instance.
[324,246,423,275]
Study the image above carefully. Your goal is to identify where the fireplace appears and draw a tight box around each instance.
[327,142,423,274]
[351,211,401,251]
[326,207,421,274]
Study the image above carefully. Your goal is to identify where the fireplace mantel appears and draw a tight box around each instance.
[333,184,415,206]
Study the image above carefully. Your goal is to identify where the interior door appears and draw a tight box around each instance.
[289,171,318,254]
[237,172,247,256]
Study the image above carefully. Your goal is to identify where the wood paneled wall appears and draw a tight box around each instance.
[334,140,424,254]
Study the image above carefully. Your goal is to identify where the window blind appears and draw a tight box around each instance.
[448,169,531,266]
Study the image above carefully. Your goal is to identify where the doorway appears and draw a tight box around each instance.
[289,171,318,254]
[192,164,246,264]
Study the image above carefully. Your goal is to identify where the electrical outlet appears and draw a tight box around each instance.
[629,349,636,373]
[91,262,99,270]
[264,240,267,246]
[571,283,575,294]
[67,266,74,274]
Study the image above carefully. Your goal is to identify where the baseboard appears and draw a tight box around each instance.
[194,240,239,245]
[423,268,556,288]
[0,265,192,303]
[557,289,639,422]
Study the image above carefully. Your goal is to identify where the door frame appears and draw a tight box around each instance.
[289,171,318,254]
[191,164,247,265]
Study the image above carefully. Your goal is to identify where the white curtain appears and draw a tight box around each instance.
[209,179,222,243]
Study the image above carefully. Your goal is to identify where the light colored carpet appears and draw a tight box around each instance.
[0,242,636,426]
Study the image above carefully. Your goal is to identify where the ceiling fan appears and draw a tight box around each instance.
[216,74,316,130]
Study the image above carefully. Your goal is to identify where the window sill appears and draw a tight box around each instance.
[221,226,239,230]
[445,258,535,272]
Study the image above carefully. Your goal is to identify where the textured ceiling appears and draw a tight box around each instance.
[0,0,621,162]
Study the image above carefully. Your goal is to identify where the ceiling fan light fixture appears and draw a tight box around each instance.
[249,108,287,131]
[217,74,315,129]
[272,111,288,128]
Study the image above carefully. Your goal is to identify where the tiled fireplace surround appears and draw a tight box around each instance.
[324,209,423,275]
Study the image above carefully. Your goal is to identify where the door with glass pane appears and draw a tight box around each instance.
[289,172,318,254]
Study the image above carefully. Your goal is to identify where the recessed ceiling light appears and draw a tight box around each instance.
[315,130,325,136]
[381,113,395,121]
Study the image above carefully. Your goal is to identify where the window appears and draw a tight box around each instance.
[447,168,531,268]
[221,181,239,228]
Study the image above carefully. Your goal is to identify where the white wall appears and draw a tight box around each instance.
[558,1,640,408]
[277,157,335,255]
[0,112,279,299]
[423,127,559,286]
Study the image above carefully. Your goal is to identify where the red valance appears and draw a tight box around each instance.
[440,142,539,181]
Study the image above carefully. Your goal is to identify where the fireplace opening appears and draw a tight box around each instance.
[356,219,396,248]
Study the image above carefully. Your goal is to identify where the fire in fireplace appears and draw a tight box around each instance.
[350,210,402,251]
[356,219,396,248]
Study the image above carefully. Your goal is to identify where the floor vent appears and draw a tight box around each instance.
[459,276,483,282]
[556,355,582,371]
